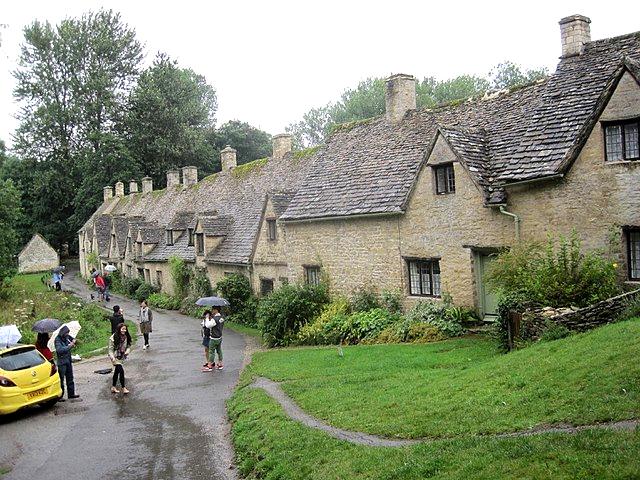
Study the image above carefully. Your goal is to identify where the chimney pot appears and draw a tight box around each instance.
[385,74,416,124]
[272,134,292,159]
[559,15,591,57]
[103,186,113,202]
[115,181,125,197]
[182,166,198,187]
[129,179,139,194]
[142,176,153,194]
[221,146,237,171]
[167,170,180,188]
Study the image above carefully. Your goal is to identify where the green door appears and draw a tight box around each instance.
[478,253,499,319]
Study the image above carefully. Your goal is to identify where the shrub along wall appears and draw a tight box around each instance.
[521,288,640,340]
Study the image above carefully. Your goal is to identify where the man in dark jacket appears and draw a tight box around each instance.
[110,305,124,335]
[54,326,80,401]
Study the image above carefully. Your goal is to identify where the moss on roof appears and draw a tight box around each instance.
[232,158,269,178]
[329,117,375,135]
[293,146,320,160]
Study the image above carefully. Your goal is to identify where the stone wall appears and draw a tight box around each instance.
[18,234,59,273]
[521,288,640,339]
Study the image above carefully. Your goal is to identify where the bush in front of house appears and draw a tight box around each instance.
[258,283,330,347]
[365,320,443,344]
[334,308,402,344]
[147,292,181,310]
[134,282,159,303]
[350,286,381,312]
[295,298,351,346]
[120,276,143,297]
[487,232,620,309]
[405,300,466,337]
[215,273,258,327]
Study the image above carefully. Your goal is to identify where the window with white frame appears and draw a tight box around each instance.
[407,259,441,297]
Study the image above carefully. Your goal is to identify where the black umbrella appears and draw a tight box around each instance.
[32,318,61,333]
[52,266,64,273]
[195,296,230,307]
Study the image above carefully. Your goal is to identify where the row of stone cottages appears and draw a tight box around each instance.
[79,15,640,319]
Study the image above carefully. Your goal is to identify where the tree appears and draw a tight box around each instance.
[12,10,143,251]
[126,53,218,186]
[213,120,272,166]
[0,179,22,289]
[490,61,548,90]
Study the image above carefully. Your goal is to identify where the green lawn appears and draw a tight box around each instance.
[229,319,640,479]
[225,320,262,339]
[1,273,135,357]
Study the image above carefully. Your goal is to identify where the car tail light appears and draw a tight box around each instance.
[0,376,17,387]
[50,363,57,376]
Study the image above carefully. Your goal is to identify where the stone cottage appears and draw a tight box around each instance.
[18,233,59,273]
[79,15,640,319]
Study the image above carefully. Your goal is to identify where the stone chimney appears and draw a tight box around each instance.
[115,181,125,197]
[272,134,292,159]
[221,146,237,171]
[103,186,113,202]
[142,176,153,194]
[385,74,416,124]
[129,180,138,194]
[559,15,591,58]
[182,166,198,187]
[167,169,180,188]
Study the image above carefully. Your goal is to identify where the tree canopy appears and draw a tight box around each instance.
[287,63,547,148]
[0,179,22,288]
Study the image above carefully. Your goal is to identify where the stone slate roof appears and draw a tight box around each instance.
[167,211,195,230]
[82,152,314,265]
[270,191,297,217]
[140,226,164,244]
[281,31,640,218]
[94,215,112,256]
[144,231,195,262]
[199,214,233,236]
[502,32,640,182]
[111,216,129,255]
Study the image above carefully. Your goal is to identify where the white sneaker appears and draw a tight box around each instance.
[142,345,147,350]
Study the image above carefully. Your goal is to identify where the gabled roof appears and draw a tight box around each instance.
[139,225,163,244]
[167,211,196,230]
[282,31,640,218]
[87,152,314,265]
[111,216,129,255]
[93,215,112,256]
[199,214,233,236]
[500,32,640,182]
[269,191,297,217]
[18,233,57,258]
[144,229,195,262]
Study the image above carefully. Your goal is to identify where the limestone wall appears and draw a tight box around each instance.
[18,234,59,273]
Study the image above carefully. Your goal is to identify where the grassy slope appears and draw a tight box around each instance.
[241,321,640,438]
[229,320,640,479]
[1,273,135,357]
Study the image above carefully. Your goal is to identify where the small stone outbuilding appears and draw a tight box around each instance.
[18,234,59,273]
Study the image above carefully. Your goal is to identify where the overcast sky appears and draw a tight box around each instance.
[1,1,639,149]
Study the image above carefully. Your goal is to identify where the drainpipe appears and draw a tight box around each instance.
[499,206,521,242]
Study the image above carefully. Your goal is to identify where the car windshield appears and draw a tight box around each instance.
[0,347,45,371]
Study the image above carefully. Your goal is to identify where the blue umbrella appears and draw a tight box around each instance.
[32,318,61,333]
[195,296,230,307]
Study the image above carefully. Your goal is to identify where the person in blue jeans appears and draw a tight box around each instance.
[54,326,80,401]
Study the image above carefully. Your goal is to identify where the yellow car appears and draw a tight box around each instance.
[0,344,63,415]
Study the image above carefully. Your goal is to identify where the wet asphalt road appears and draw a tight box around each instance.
[0,272,247,480]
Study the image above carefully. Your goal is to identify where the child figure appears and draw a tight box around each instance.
[201,306,224,372]
[201,310,212,367]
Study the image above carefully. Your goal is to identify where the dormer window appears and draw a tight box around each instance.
[434,164,455,194]
[188,228,194,246]
[166,230,174,246]
[267,219,277,241]
[604,120,639,161]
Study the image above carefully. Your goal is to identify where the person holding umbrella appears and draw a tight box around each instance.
[55,325,80,401]
[32,318,60,362]
[202,306,225,372]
